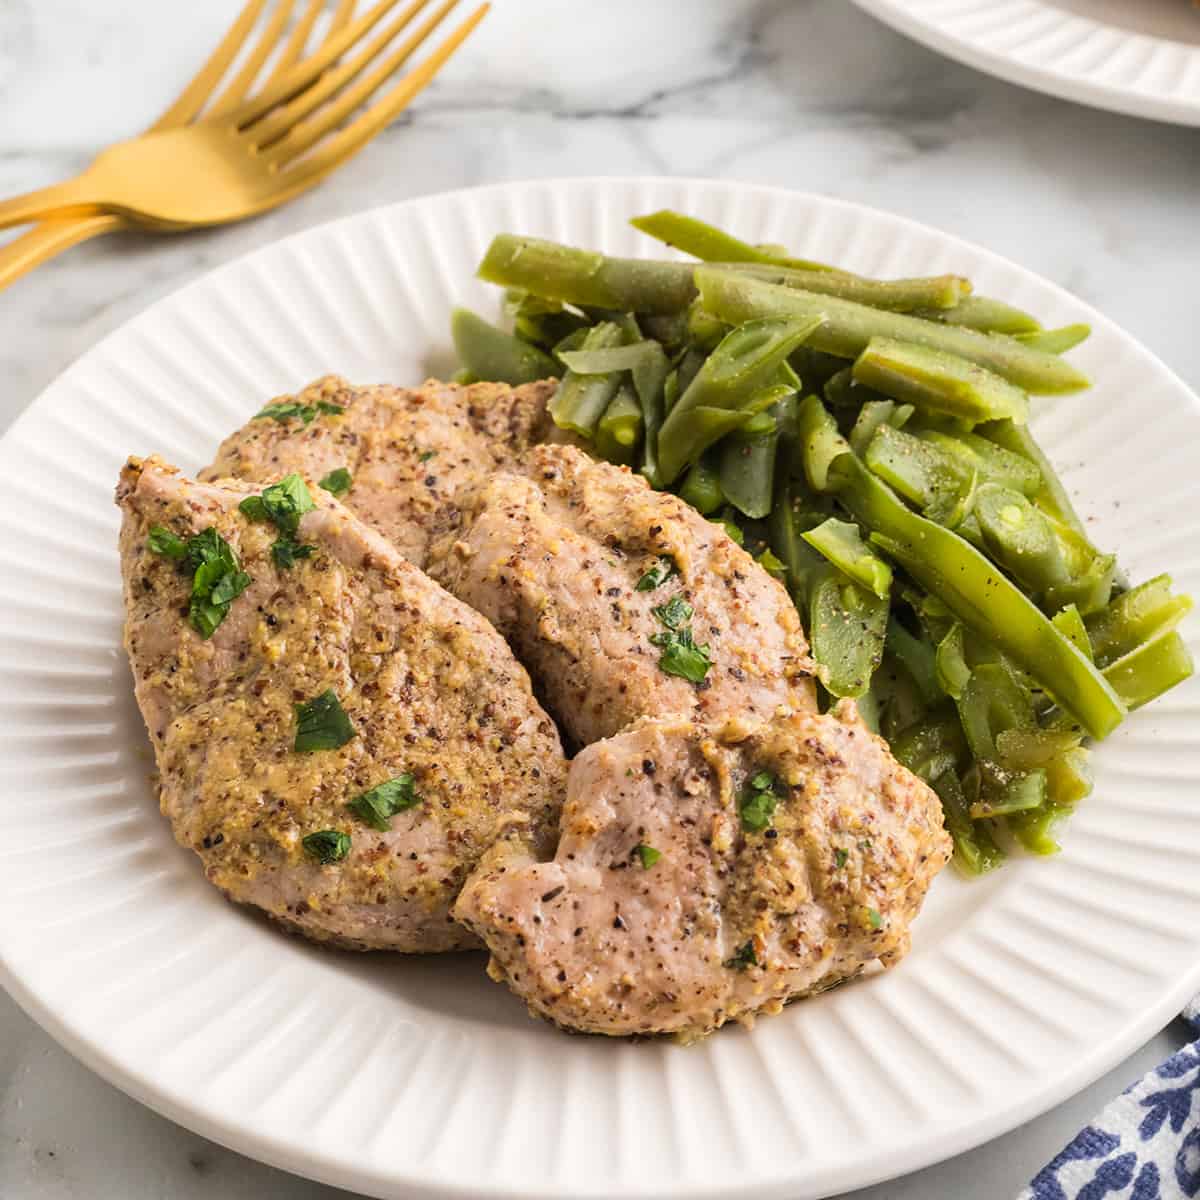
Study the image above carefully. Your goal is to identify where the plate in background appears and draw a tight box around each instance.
[851,0,1200,126]
[0,177,1197,1200]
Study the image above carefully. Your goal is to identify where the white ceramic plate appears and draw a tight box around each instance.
[0,177,1197,1200]
[850,0,1200,126]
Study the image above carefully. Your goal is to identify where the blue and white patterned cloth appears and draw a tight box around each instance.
[1019,996,1200,1200]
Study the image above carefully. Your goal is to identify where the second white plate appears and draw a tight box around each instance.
[0,177,1198,1200]
[851,0,1200,126]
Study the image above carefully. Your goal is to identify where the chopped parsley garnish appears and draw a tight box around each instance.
[148,525,188,560]
[271,538,314,569]
[241,473,316,568]
[739,770,779,833]
[302,830,351,864]
[150,525,251,639]
[650,627,712,683]
[834,848,849,869]
[419,450,437,462]
[635,844,661,870]
[294,689,357,753]
[648,587,710,683]
[867,907,883,931]
[347,774,421,831]
[318,467,353,497]
[724,940,758,971]
[256,400,344,424]
[652,595,693,631]
[635,557,676,592]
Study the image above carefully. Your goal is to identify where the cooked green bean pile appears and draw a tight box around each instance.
[450,209,1194,875]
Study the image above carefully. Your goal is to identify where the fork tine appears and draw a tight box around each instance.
[263,0,326,83]
[208,0,297,117]
[232,0,415,128]
[255,0,445,154]
[149,0,271,131]
[281,4,488,182]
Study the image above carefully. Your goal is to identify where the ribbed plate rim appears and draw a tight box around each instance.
[849,0,1200,126]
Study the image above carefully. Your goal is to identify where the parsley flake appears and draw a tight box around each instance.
[419,450,437,462]
[635,844,662,870]
[294,690,357,753]
[150,525,251,639]
[319,467,352,497]
[347,774,421,831]
[271,538,314,569]
[635,557,677,592]
[652,595,693,631]
[148,525,188,560]
[302,830,351,864]
[724,940,758,971]
[650,627,712,683]
[834,848,849,869]
[739,770,779,833]
[256,400,345,424]
[867,907,883,931]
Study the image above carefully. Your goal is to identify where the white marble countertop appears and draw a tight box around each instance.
[0,2,1196,1197]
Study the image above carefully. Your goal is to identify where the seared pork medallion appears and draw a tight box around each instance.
[202,374,557,568]
[428,443,817,747]
[455,703,950,1038]
[117,457,566,952]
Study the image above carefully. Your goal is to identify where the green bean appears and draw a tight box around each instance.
[638,310,689,351]
[1050,604,1091,660]
[450,308,558,386]
[975,419,1093,542]
[791,346,849,392]
[850,400,905,455]
[824,367,890,414]
[595,384,643,466]
[808,567,889,699]
[710,507,746,545]
[630,209,833,272]
[796,394,850,492]
[1043,552,1117,618]
[766,481,826,598]
[830,454,1126,739]
[892,709,966,781]
[631,341,670,488]
[885,618,942,704]
[677,454,725,514]
[969,763,1046,820]
[974,483,1071,595]
[548,322,626,437]
[687,301,728,351]
[853,337,1029,424]
[1102,632,1194,711]
[955,661,1035,760]
[1085,574,1194,668]
[1015,324,1091,355]
[656,318,817,484]
[504,289,591,350]
[694,268,1090,394]
[719,419,778,519]
[935,622,971,699]
[803,517,893,598]
[933,769,1005,875]
[994,727,1083,771]
[912,429,1041,495]
[718,263,969,312]
[863,424,974,526]
[915,295,1042,335]
[558,343,663,375]
[479,234,696,314]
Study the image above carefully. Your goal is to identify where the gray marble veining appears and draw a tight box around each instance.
[0,2,1196,1198]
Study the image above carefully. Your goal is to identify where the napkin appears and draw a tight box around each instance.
[1018,996,1200,1199]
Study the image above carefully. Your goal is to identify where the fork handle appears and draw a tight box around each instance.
[0,176,104,233]
[0,214,126,293]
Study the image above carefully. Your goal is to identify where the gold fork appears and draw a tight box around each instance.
[0,0,358,292]
[0,0,486,244]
